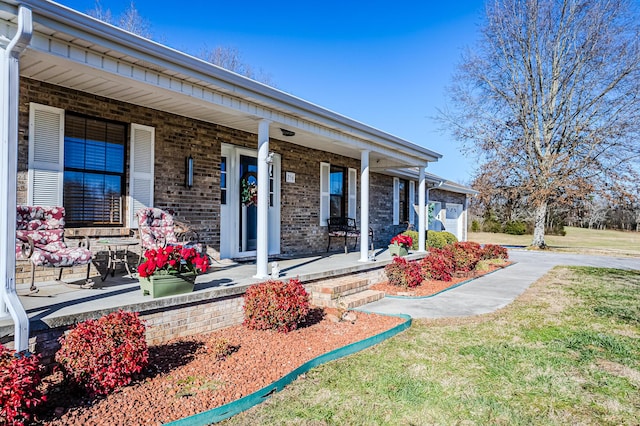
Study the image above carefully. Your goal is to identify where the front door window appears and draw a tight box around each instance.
[239,155,258,252]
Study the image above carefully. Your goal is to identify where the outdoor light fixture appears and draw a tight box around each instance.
[280,128,295,137]
[185,155,193,188]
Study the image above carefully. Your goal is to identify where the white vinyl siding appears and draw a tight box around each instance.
[348,168,357,219]
[128,124,155,228]
[28,103,64,206]
[392,177,400,225]
[319,162,330,226]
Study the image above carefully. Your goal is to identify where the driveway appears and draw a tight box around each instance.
[361,250,639,319]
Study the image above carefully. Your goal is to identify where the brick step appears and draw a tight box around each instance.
[338,290,385,309]
[310,276,369,301]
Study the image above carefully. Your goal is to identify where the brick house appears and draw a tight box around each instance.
[1,0,479,351]
[1,0,475,279]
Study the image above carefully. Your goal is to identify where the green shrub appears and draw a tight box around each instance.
[482,220,503,233]
[471,220,481,232]
[243,279,311,333]
[427,231,447,248]
[401,230,419,250]
[0,345,45,425]
[56,310,148,397]
[441,232,458,245]
[504,221,527,235]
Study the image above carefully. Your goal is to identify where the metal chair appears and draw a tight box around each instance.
[136,207,203,253]
[16,205,93,292]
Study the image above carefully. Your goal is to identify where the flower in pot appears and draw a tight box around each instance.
[389,234,412,256]
[137,245,210,297]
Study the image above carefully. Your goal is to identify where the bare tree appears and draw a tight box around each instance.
[87,2,274,85]
[442,0,640,247]
[199,45,275,86]
[88,1,152,39]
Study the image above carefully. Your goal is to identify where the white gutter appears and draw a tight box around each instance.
[0,5,32,352]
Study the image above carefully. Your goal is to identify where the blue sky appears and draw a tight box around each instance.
[58,0,485,184]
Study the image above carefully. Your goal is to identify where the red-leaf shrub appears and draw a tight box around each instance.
[55,310,148,396]
[448,241,482,272]
[480,244,509,260]
[243,279,311,333]
[421,248,455,282]
[384,256,423,288]
[0,345,45,426]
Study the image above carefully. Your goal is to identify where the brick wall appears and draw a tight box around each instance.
[16,77,461,272]
[1,292,245,366]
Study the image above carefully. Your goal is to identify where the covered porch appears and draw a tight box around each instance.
[0,249,426,358]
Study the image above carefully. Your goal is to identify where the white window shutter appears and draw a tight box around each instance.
[28,103,64,206]
[319,162,330,226]
[348,168,357,219]
[393,177,399,225]
[129,124,155,228]
[409,180,415,225]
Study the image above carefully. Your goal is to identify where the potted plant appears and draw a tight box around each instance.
[137,245,209,298]
[389,234,412,257]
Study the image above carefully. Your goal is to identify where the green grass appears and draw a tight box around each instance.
[470,226,640,256]
[221,267,640,425]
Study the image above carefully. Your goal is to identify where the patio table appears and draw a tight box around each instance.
[97,239,139,281]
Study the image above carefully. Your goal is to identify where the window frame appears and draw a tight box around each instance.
[329,165,347,219]
[63,113,127,227]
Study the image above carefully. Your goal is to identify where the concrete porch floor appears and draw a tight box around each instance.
[1,248,425,337]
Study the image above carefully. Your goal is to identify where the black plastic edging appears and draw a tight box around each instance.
[384,262,516,300]
[166,313,412,426]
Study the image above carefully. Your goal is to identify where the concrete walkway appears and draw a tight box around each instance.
[361,250,639,318]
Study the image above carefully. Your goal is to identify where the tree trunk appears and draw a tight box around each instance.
[531,202,547,248]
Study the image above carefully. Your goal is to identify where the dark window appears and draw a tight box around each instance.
[399,179,409,224]
[221,156,227,205]
[330,166,346,218]
[63,114,126,226]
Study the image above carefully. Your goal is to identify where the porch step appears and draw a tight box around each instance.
[310,276,384,308]
[339,290,385,309]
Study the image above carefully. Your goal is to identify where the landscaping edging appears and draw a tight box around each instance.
[383,262,515,300]
[166,313,412,425]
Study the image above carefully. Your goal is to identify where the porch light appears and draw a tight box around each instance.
[185,155,194,188]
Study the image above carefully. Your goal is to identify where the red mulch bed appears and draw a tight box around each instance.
[35,309,404,425]
[371,261,511,297]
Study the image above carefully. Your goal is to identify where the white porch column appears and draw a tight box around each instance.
[359,150,370,262]
[417,166,427,252]
[0,6,32,352]
[254,119,270,279]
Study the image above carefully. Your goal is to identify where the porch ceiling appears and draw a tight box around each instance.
[4,0,441,170]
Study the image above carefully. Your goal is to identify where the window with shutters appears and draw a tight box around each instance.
[330,166,346,218]
[398,179,409,224]
[63,114,126,226]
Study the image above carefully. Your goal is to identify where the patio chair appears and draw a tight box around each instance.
[136,207,203,252]
[16,205,93,292]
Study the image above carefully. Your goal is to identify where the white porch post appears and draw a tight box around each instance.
[359,150,370,262]
[0,6,32,352]
[417,166,427,252]
[254,119,270,279]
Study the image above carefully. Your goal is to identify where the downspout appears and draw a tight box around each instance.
[0,5,32,353]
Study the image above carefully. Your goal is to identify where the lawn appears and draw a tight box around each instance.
[470,226,640,256]
[221,266,640,425]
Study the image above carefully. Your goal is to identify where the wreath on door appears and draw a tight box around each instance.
[240,171,258,207]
